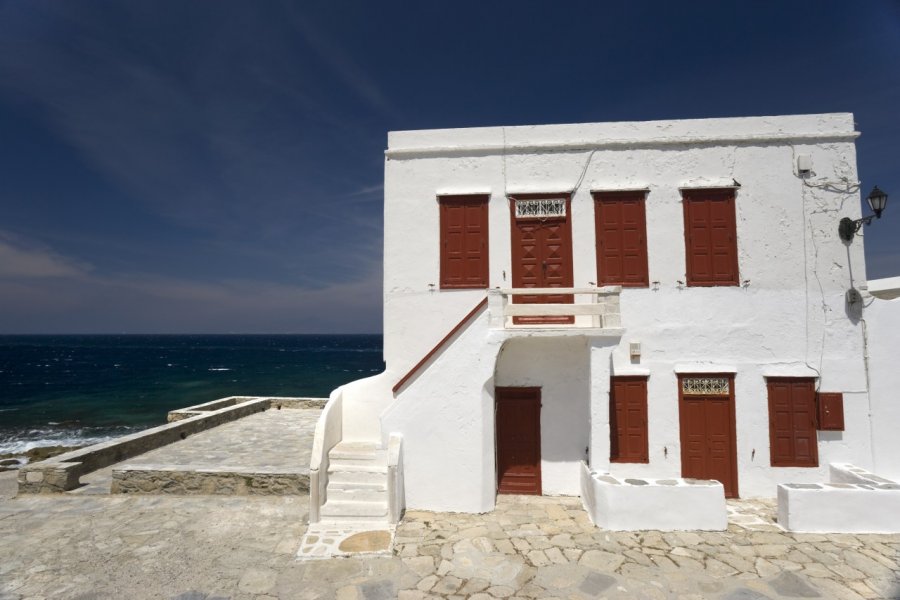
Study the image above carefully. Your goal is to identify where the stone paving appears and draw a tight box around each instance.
[71,408,320,495]
[1,475,898,600]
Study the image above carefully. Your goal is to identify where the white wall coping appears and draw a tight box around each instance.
[589,184,650,193]
[386,114,858,158]
[674,363,738,374]
[868,276,900,300]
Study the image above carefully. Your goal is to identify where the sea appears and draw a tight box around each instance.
[0,334,383,458]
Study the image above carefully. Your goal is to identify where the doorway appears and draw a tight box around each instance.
[495,386,542,495]
[678,374,739,498]
[510,195,574,324]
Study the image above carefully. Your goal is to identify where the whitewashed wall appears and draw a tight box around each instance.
[865,296,900,482]
[377,113,874,504]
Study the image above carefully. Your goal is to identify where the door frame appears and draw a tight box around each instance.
[508,193,574,324]
[677,373,739,498]
[495,386,542,495]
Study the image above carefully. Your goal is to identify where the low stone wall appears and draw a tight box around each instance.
[777,464,900,533]
[167,396,326,422]
[111,465,309,496]
[580,462,727,531]
[18,396,326,494]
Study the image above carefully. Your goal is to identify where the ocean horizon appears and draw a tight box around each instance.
[0,334,384,457]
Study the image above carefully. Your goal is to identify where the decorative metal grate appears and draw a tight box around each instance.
[682,377,730,395]
[515,198,566,219]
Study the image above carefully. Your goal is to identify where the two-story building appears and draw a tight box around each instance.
[312,113,893,524]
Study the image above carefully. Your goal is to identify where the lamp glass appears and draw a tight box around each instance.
[867,186,887,216]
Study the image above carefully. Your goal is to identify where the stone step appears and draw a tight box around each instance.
[328,441,384,461]
[326,468,387,486]
[328,456,388,469]
[326,485,388,503]
[327,460,388,474]
[320,499,389,520]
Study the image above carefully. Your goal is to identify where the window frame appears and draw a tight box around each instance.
[682,188,740,287]
[439,194,490,289]
[593,191,650,288]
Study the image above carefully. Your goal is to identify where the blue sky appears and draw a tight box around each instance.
[0,1,898,333]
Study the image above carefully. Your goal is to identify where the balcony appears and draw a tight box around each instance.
[487,286,623,337]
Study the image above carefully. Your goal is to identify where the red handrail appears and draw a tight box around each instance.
[392,297,488,394]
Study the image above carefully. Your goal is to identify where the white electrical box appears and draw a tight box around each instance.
[630,342,641,359]
[797,154,812,174]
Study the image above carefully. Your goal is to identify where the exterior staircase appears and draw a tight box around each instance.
[320,441,391,527]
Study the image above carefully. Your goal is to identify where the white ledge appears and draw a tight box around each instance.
[436,187,491,197]
[611,366,651,377]
[674,363,738,374]
[761,365,820,378]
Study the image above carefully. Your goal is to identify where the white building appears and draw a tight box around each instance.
[310,113,899,529]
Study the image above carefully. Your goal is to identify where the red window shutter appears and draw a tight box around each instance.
[767,378,819,467]
[817,392,845,431]
[610,376,649,463]
[440,195,489,289]
[594,192,649,287]
[683,189,738,286]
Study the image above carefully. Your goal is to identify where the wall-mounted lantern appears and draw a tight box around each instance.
[839,186,888,242]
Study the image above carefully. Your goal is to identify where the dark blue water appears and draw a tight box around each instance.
[0,334,383,455]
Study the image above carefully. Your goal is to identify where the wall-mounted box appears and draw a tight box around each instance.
[817,392,845,431]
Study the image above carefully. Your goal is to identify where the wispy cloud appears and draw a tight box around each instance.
[0,233,381,333]
[0,233,93,279]
[283,5,401,121]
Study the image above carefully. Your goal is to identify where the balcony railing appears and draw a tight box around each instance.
[487,286,622,330]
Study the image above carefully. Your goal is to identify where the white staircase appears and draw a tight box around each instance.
[320,441,390,526]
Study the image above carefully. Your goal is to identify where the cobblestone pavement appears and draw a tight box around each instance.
[0,479,897,599]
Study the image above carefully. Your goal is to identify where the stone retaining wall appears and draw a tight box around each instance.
[111,465,309,495]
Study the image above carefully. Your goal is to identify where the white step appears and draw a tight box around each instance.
[329,442,384,461]
[320,499,388,520]
[326,468,387,486]
[326,485,388,503]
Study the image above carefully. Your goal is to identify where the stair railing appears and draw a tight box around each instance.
[392,297,488,394]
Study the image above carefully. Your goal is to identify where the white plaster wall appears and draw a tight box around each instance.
[865,296,900,481]
[494,338,591,495]
[380,313,503,512]
[377,113,871,502]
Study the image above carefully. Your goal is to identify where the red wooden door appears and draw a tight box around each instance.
[678,375,739,498]
[510,197,574,324]
[496,387,542,495]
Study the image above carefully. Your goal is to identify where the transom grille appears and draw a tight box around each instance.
[515,198,566,219]
[682,377,730,395]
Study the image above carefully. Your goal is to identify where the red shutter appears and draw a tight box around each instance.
[610,376,649,463]
[817,392,845,431]
[595,192,649,287]
[767,378,819,467]
[440,195,489,288]
[683,189,738,286]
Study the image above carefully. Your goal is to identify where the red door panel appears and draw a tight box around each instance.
[510,196,574,324]
[679,375,739,498]
[496,387,541,495]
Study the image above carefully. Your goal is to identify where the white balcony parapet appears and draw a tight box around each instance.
[487,286,622,331]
